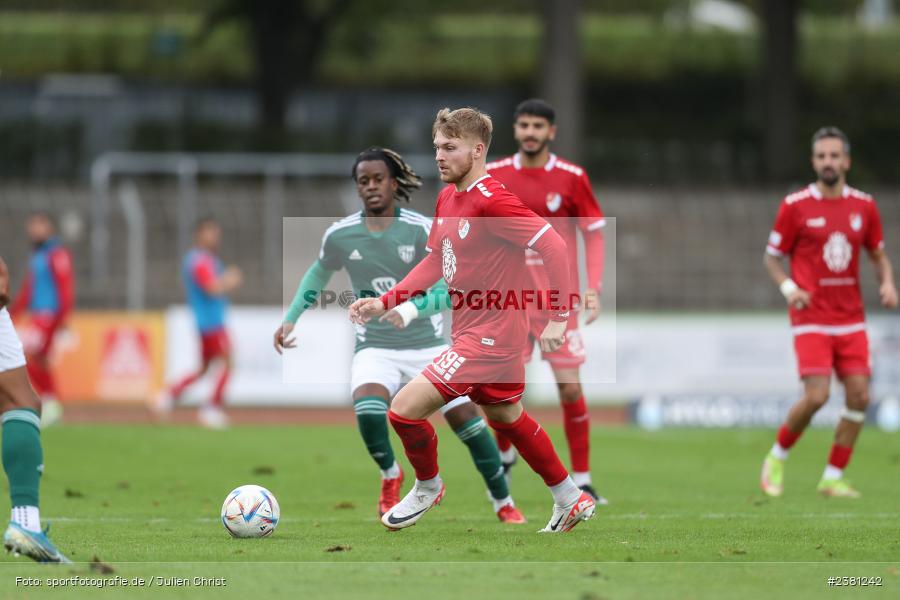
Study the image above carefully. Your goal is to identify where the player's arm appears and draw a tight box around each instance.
[867,248,898,309]
[49,247,75,327]
[0,256,10,310]
[194,257,242,297]
[764,200,810,309]
[274,260,336,353]
[349,251,443,325]
[575,172,605,324]
[380,279,450,329]
[8,268,32,319]
[485,193,573,352]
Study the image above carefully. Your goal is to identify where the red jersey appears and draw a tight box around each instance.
[766,184,884,328]
[487,153,605,292]
[381,175,573,355]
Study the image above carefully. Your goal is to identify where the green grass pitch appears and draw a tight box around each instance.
[0,423,897,599]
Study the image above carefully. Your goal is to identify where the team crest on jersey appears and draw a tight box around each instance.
[397,245,415,264]
[458,219,470,239]
[546,193,562,212]
[849,213,862,232]
[441,237,457,283]
[371,277,398,295]
[823,232,852,273]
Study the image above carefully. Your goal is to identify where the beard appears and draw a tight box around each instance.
[442,154,474,184]
[520,138,549,157]
[818,169,840,187]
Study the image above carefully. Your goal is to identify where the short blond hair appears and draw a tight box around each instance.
[432,107,493,149]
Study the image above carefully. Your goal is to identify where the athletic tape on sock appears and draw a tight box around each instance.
[840,408,866,423]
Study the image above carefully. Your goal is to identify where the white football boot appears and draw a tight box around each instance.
[539,490,596,533]
[381,481,445,530]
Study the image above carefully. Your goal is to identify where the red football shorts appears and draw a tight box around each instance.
[20,313,59,358]
[793,329,870,378]
[524,311,586,368]
[200,328,231,362]
[422,342,525,406]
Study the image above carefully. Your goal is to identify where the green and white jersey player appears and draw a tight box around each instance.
[274,147,524,523]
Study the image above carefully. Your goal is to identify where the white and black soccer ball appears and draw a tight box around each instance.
[221,484,280,538]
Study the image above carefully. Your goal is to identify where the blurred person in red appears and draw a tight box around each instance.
[760,126,898,499]
[9,212,74,427]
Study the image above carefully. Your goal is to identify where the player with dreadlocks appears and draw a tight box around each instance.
[274,147,526,523]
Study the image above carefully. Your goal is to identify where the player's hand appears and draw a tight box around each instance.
[223,266,243,291]
[880,281,899,309]
[582,288,601,324]
[0,256,9,310]
[539,319,567,353]
[349,298,385,325]
[380,309,407,330]
[273,322,296,355]
[786,289,811,310]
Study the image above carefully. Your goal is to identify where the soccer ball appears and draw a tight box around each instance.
[220,484,280,538]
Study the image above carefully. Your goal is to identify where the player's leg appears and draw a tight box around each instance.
[22,317,62,427]
[818,331,871,498]
[762,332,833,497]
[381,374,447,529]
[198,330,232,429]
[441,398,525,523]
[155,332,212,415]
[552,365,606,503]
[495,333,540,477]
[349,349,404,516]
[0,312,68,562]
[482,399,595,533]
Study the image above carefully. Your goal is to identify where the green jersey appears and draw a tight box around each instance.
[318,207,445,352]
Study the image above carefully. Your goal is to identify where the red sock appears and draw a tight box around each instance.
[388,410,439,481]
[562,396,590,472]
[828,444,853,469]
[776,424,802,450]
[489,411,568,487]
[170,371,204,399]
[211,366,230,408]
[494,431,512,453]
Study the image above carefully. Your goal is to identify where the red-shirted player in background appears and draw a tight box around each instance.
[9,212,74,427]
[487,99,607,504]
[761,127,897,499]
[350,107,597,533]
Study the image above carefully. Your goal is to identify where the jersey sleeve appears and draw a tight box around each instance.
[192,254,218,294]
[49,247,75,322]
[483,190,553,248]
[766,199,798,257]
[574,172,605,232]
[865,199,885,251]
[318,228,344,271]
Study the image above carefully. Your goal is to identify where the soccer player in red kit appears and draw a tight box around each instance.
[349,107,597,532]
[761,127,897,498]
[487,99,607,503]
[9,212,74,427]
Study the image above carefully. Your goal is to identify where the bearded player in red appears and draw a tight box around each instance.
[350,107,596,533]
[487,99,607,504]
[761,127,897,499]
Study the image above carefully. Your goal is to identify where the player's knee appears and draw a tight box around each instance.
[804,389,829,410]
[846,388,870,411]
[443,402,477,428]
[558,382,582,403]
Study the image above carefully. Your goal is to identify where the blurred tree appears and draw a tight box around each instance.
[201,0,353,140]
[760,0,798,181]
[539,0,584,161]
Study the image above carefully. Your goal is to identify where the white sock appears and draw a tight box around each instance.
[416,475,442,493]
[11,506,41,533]
[822,465,843,481]
[491,495,514,512]
[549,476,581,507]
[571,471,592,488]
[499,448,517,464]
[381,462,401,480]
[770,443,790,461]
